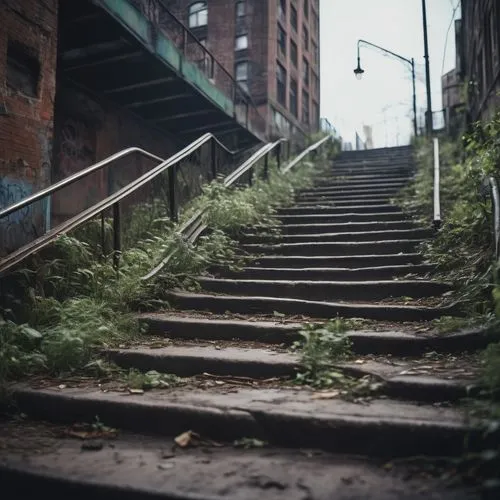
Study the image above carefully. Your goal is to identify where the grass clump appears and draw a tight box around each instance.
[293,319,354,388]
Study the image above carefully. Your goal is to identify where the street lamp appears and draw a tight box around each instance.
[354,39,417,137]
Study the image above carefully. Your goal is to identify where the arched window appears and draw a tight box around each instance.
[188,2,207,28]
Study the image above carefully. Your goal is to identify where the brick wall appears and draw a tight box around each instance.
[0,0,58,252]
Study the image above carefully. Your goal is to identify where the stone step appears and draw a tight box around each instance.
[250,253,424,268]
[1,428,474,500]
[241,229,433,244]
[140,314,491,354]
[298,187,404,198]
[302,180,408,192]
[196,277,452,301]
[276,212,409,223]
[279,220,418,234]
[331,167,413,176]
[294,195,396,206]
[316,174,412,184]
[105,345,476,403]
[277,205,403,215]
[167,290,460,321]
[213,264,435,281]
[10,385,483,458]
[241,239,425,256]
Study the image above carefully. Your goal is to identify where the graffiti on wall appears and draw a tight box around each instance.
[0,177,45,255]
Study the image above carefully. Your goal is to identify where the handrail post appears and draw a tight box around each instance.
[112,202,121,271]
[276,143,281,170]
[169,164,178,222]
[211,139,217,180]
[100,212,106,259]
[248,168,253,186]
[489,177,500,261]
[433,137,441,229]
[263,153,269,180]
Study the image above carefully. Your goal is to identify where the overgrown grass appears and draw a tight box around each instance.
[0,151,331,387]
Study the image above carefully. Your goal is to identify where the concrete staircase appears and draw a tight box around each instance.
[2,146,488,499]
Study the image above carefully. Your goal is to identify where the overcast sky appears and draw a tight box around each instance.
[320,0,461,148]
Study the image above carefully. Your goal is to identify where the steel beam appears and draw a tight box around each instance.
[154,109,215,122]
[126,93,192,109]
[179,121,235,135]
[102,77,176,94]
[63,51,142,71]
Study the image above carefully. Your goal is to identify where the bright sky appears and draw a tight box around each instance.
[320,0,461,148]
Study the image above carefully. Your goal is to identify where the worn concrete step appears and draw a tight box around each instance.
[196,277,451,301]
[250,253,424,268]
[277,205,403,215]
[241,229,433,244]
[279,220,418,234]
[213,264,434,281]
[10,386,483,459]
[302,180,408,192]
[331,167,413,176]
[294,195,396,206]
[315,174,412,185]
[105,346,475,404]
[141,314,492,354]
[276,212,410,224]
[242,239,425,256]
[298,187,404,198]
[167,290,460,321]
[0,428,478,500]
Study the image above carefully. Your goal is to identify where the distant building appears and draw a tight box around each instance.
[459,0,500,123]
[167,1,321,147]
[362,125,373,149]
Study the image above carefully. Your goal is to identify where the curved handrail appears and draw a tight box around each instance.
[142,134,334,280]
[0,133,235,221]
[0,133,238,275]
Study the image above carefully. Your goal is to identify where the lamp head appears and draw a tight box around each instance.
[354,62,364,80]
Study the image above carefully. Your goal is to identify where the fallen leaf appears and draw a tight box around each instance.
[174,430,200,448]
[58,384,67,389]
[128,388,144,395]
[354,359,365,365]
[157,463,175,470]
[311,390,340,400]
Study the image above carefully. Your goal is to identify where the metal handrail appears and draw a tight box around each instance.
[433,137,441,228]
[142,134,334,280]
[0,133,234,221]
[0,133,238,275]
[282,134,333,173]
[485,176,500,261]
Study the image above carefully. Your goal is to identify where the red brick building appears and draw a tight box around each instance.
[0,0,270,251]
[166,0,321,145]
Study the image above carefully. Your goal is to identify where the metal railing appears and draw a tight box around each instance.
[483,177,500,261]
[0,133,236,275]
[433,137,441,228]
[143,134,334,280]
[129,0,266,136]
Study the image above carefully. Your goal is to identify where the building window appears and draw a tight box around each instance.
[312,13,319,39]
[277,25,287,57]
[291,5,298,31]
[290,39,298,67]
[312,71,319,95]
[278,0,286,24]
[188,2,207,28]
[236,34,248,50]
[304,0,309,19]
[290,78,298,117]
[303,57,309,86]
[277,62,287,106]
[302,25,309,51]
[6,41,40,98]
[236,1,245,17]
[235,61,249,92]
[302,89,310,124]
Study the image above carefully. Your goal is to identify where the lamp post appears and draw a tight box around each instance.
[421,0,433,135]
[354,39,417,138]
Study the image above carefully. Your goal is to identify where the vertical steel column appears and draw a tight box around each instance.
[169,166,178,222]
[211,139,217,180]
[112,202,121,271]
[433,138,441,229]
[263,153,269,180]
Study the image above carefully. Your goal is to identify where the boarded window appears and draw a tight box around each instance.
[6,41,40,97]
